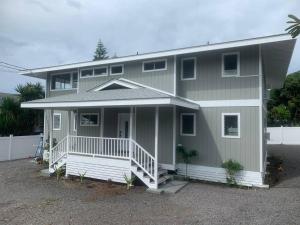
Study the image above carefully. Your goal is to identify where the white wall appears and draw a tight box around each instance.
[0,135,41,161]
[267,127,300,145]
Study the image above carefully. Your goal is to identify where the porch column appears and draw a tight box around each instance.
[129,107,133,159]
[67,110,71,151]
[100,108,104,137]
[154,106,159,188]
[49,109,53,167]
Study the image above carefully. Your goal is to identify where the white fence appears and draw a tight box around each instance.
[267,127,300,145]
[0,134,41,161]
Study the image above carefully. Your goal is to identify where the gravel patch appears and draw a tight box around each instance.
[0,145,299,225]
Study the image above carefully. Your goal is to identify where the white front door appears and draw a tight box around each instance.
[118,113,130,138]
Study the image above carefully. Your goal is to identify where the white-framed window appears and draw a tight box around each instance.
[180,113,196,136]
[94,66,108,76]
[181,57,196,80]
[80,113,99,126]
[222,113,240,138]
[51,72,77,90]
[80,68,93,78]
[73,112,77,131]
[142,59,167,72]
[222,52,240,77]
[110,64,124,75]
[53,113,61,130]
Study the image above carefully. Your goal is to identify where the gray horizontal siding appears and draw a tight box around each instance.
[177,45,259,100]
[177,106,260,172]
[78,57,175,93]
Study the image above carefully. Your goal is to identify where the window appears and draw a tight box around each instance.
[94,66,108,76]
[80,113,99,126]
[222,52,240,77]
[51,74,71,90]
[53,113,61,130]
[110,64,124,75]
[143,59,167,72]
[222,113,240,138]
[181,58,196,80]
[80,69,93,78]
[180,113,196,136]
[74,112,77,131]
[72,72,78,88]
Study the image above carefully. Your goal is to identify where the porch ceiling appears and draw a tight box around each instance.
[21,88,199,110]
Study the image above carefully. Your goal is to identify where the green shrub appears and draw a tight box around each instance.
[222,159,243,186]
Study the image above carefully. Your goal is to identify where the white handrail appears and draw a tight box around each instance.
[131,140,155,180]
[50,136,68,167]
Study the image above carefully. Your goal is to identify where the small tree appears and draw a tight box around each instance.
[222,159,243,186]
[286,14,300,38]
[176,145,197,179]
[93,39,108,60]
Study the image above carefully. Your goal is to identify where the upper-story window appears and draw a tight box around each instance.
[94,66,108,76]
[181,57,196,80]
[80,67,108,78]
[222,52,240,77]
[143,59,167,72]
[81,68,93,78]
[51,72,78,90]
[110,64,124,75]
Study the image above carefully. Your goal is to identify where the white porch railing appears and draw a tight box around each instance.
[68,135,130,159]
[50,136,68,167]
[131,140,156,181]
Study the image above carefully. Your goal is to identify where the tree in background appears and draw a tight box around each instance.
[268,71,300,126]
[286,15,300,38]
[0,82,44,136]
[93,39,109,60]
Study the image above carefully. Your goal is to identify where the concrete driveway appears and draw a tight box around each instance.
[0,145,299,225]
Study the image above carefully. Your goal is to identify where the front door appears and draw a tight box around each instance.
[118,113,130,138]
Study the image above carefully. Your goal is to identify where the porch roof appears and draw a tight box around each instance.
[21,88,199,109]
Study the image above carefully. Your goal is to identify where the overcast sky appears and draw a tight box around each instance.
[0,0,299,93]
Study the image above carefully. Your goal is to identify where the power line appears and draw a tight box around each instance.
[0,64,21,71]
[0,61,28,70]
[0,69,18,73]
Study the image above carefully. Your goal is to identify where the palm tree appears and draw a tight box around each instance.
[286,15,300,38]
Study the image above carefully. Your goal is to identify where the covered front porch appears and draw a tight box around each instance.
[21,82,199,189]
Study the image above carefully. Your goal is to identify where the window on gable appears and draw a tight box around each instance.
[51,74,71,90]
[222,113,240,138]
[222,53,240,77]
[181,58,196,80]
[180,113,196,136]
[80,113,99,126]
[143,59,167,72]
[81,69,93,77]
[94,67,107,76]
[110,65,123,75]
[53,113,61,130]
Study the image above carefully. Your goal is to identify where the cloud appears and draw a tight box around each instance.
[0,0,299,93]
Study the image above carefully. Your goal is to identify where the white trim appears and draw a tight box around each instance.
[93,80,139,91]
[118,78,174,96]
[110,64,124,76]
[181,57,196,80]
[154,106,159,189]
[221,113,240,138]
[176,163,264,187]
[93,66,108,77]
[173,55,177,96]
[80,68,94,78]
[142,58,167,72]
[172,106,176,167]
[258,44,263,173]
[21,98,198,109]
[221,52,240,77]
[195,99,260,107]
[79,113,99,127]
[21,34,292,75]
[180,113,196,136]
[100,108,104,137]
[53,113,61,130]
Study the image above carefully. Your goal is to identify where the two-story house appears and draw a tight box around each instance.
[21,34,296,189]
